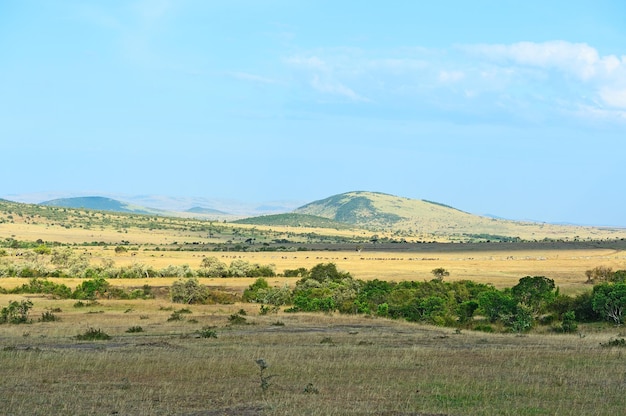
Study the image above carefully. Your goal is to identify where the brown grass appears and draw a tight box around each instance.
[73,244,626,294]
[2,209,626,414]
[1,297,625,415]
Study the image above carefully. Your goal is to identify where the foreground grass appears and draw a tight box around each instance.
[1,299,625,415]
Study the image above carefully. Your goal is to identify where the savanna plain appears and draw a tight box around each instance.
[1,202,626,415]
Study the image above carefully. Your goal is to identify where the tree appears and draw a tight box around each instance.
[170,278,210,304]
[431,268,450,282]
[592,283,626,325]
[0,300,33,324]
[72,277,110,300]
[478,290,517,323]
[510,304,534,334]
[308,263,351,283]
[457,300,479,324]
[199,256,228,277]
[243,278,270,302]
[511,276,557,314]
[585,266,613,284]
[559,311,578,333]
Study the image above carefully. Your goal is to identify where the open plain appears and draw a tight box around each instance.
[1,201,626,414]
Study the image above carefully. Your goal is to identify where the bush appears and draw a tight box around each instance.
[243,278,270,302]
[39,311,59,322]
[600,338,626,348]
[559,311,578,333]
[126,326,144,333]
[75,328,111,341]
[72,277,110,300]
[196,326,217,338]
[170,278,210,304]
[10,278,72,299]
[198,257,228,277]
[0,300,33,324]
[228,314,247,325]
[473,324,494,333]
[283,267,309,278]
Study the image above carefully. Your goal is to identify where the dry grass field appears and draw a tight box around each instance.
[1,297,626,415]
[2,203,626,414]
[68,243,626,295]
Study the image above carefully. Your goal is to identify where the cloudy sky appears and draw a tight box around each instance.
[2,1,625,225]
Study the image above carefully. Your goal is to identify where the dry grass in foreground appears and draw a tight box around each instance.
[1,298,626,415]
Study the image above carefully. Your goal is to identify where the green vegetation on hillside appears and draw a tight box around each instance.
[233,213,353,229]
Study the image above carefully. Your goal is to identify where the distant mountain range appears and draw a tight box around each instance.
[4,191,625,241]
[40,197,165,215]
[39,196,232,219]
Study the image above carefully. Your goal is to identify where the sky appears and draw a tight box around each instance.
[1,1,626,226]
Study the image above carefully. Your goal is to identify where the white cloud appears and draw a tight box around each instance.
[438,70,465,83]
[466,41,600,80]
[283,41,626,122]
[310,75,369,102]
[285,55,328,72]
[599,88,626,109]
[230,72,280,85]
[464,41,626,83]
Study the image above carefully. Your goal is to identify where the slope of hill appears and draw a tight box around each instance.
[294,191,626,241]
[232,213,354,229]
[186,206,228,215]
[40,196,165,215]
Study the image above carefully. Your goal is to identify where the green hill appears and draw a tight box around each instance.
[293,191,623,241]
[233,213,353,229]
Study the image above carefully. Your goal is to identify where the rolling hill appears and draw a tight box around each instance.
[38,197,233,219]
[10,191,625,242]
[186,206,228,215]
[292,191,626,241]
[233,213,354,229]
[40,196,166,215]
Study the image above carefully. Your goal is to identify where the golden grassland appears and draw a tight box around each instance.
[2,209,626,414]
[2,243,626,295]
[55,243,626,295]
[1,297,626,415]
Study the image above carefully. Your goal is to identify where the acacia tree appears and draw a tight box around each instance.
[431,268,450,282]
[585,266,614,284]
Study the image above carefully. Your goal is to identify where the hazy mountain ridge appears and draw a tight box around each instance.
[40,197,163,215]
[6,192,303,217]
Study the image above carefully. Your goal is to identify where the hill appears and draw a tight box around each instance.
[40,196,166,216]
[186,206,228,215]
[232,213,354,229]
[294,191,626,241]
[38,197,233,219]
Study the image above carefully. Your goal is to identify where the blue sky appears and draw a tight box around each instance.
[2,1,625,225]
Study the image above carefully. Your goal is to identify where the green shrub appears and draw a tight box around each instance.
[473,324,494,333]
[0,300,33,324]
[559,311,578,333]
[75,328,111,341]
[170,278,210,304]
[600,338,626,348]
[126,326,144,333]
[228,314,247,324]
[39,311,59,322]
[196,326,217,338]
